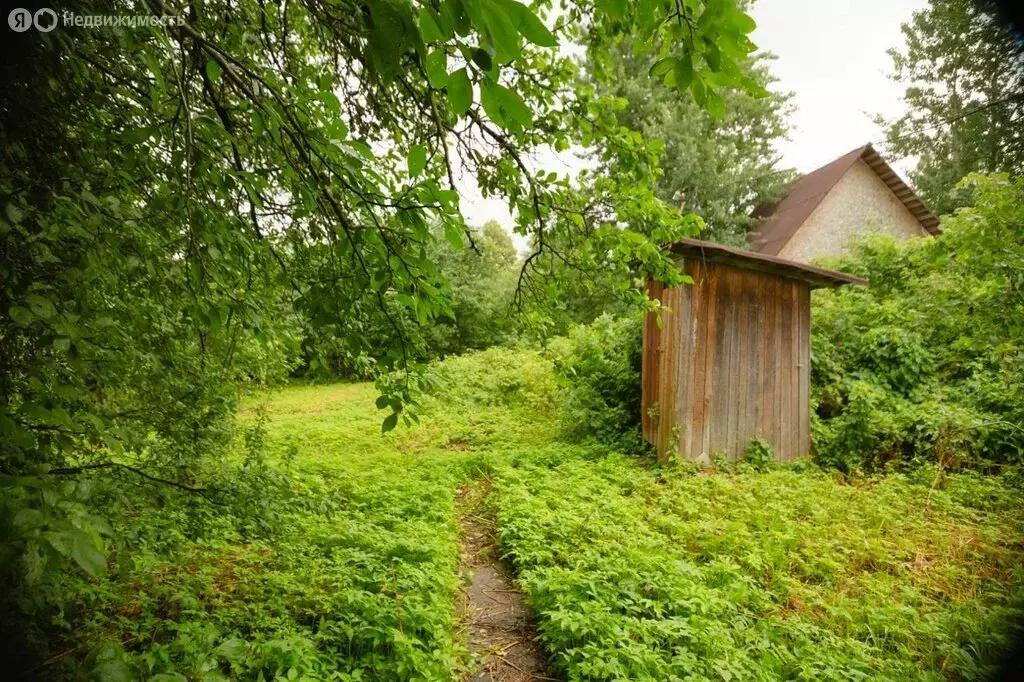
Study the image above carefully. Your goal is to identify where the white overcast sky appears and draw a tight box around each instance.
[751,0,928,173]
[459,0,929,232]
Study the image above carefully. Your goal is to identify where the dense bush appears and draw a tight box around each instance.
[431,346,558,413]
[295,221,522,381]
[549,314,644,448]
[812,174,1024,471]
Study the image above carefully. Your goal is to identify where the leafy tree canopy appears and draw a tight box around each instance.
[586,36,794,246]
[424,219,520,356]
[1,0,764,480]
[878,0,1024,215]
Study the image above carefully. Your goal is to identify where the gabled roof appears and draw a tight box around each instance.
[670,238,867,289]
[748,144,941,256]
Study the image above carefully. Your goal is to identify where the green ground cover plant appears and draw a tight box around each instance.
[495,454,1024,681]
[14,348,564,680]
[26,382,469,681]
[9,347,1024,680]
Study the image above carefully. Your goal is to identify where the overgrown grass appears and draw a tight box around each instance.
[37,348,562,681]
[29,348,1024,681]
[495,455,1024,680]
[47,382,468,681]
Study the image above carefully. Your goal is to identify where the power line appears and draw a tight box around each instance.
[882,91,1024,146]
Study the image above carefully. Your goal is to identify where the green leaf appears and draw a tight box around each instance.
[9,305,33,327]
[205,60,222,83]
[123,127,155,144]
[5,202,23,224]
[70,528,106,577]
[471,47,494,72]
[447,68,473,115]
[698,0,726,30]
[3,418,35,449]
[444,221,464,249]
[597,0,627,21]
[441,0,470,37]
[13,508,43,531]
[382,412,399,433]
[425,50,449,88]
[672,55,694,90]
[317,89,341,114]
[649,56,676,78]
[479,81,506,126]
[498,0,557,47]
[705,42,722,72]
[214,637,247,663]
[690,74,707,106]
[90,643,131,682]
[739,74,770,98]
[418,8,444,42]
[26,293,56,320]
[407,145,428,177]
[732,10,757,34]
[478,0,521,62]
[480,80,533,130]
[367,1,418,79]
[437,188,460,207]
[705,88,725,119]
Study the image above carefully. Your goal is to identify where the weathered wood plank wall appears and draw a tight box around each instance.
[642,259,811,463]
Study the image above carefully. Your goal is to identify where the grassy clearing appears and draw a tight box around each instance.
[495,455,1024,681]
[38,348,1024,680]
[57,381,469,680]
[44,349,563,681]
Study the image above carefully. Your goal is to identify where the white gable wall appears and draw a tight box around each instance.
[777,159,931,262]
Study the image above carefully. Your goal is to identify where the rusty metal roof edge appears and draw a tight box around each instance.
[669,238,868,288]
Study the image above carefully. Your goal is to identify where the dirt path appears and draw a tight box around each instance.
[456,480,556,682]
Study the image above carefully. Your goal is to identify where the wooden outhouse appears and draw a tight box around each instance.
[642,239,866,463]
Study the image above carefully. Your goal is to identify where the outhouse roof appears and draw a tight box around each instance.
[669,238,868,289]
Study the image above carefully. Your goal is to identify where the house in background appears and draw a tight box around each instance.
[748,144,941,262]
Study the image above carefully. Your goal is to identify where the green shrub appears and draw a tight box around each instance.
[548,314,643,449]
[742,436,775,471]
[811,175,1024,471]
[431,346,558,413]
